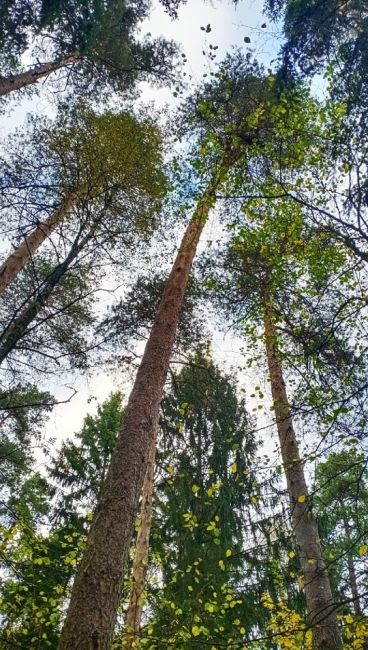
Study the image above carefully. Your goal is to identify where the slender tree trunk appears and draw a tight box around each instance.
[343,517,362,616]
[263,299,343,650]
[58,155,235,650]
[0,190,84,297]
[0,221,93,364]
[347,558,361,616]
[0,55,79,97]
[122,429,158,650]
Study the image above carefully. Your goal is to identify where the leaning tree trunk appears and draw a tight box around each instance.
[0,220,94,364]
[0,54,79,97]
[0,189,85,297]
[263,299,343,650]
[122,429,158,650]
[58,153,235,650]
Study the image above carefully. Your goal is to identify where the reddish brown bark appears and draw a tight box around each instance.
[263,299,343,650]
[122,429,157,650]
[58,158,233,650]
[0,191,83,296]
[0,55,79,97]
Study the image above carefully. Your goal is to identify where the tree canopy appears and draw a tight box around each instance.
[0,1,368,648]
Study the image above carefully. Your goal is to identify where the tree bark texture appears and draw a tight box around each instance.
[347,557,361,616]
[0,191,82,297]
[263,299,343,650]
[0,220,94,364]
[0,55,79,97]
[58,156,234,650]
[343,517,362,616]
[122,429,158,650]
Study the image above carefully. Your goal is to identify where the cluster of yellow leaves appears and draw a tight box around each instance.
[207,481,223,497]
[182,511,198,531]
[339,614,368,649]
[207,514,221,540]
[190,587,246,640]
[261,593,312,650]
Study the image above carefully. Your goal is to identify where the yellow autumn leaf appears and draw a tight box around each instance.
[288,551,295,559]
[345,614,354,624]
[192,625,201,637]
[297,495,306,503]
[191,485,200,494]
[218,559,225,570]
[226,549,232,557]
[358,545,368,556]
[230,463,237,474]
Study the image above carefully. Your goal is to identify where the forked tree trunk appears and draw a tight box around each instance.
[263,299,343,650]
[0,190,84,296]
[122,429,158,650]
[58,154,235,650]
[0,55,79,97]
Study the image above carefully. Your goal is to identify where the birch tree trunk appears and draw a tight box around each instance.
[0,55,79,97]
[263,299,343,650]
[0,189,85,297]
[58,155,234,650]
[122,429,158,650]
[347,557,361,616]
[343,517,362,616]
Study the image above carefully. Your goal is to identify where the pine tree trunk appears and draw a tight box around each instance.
[122,429,158,650]
[58,156,234,650]
[0,55,79,97]
[0,191,83,297]
[263,299,343,650]
[0,220,94,364]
